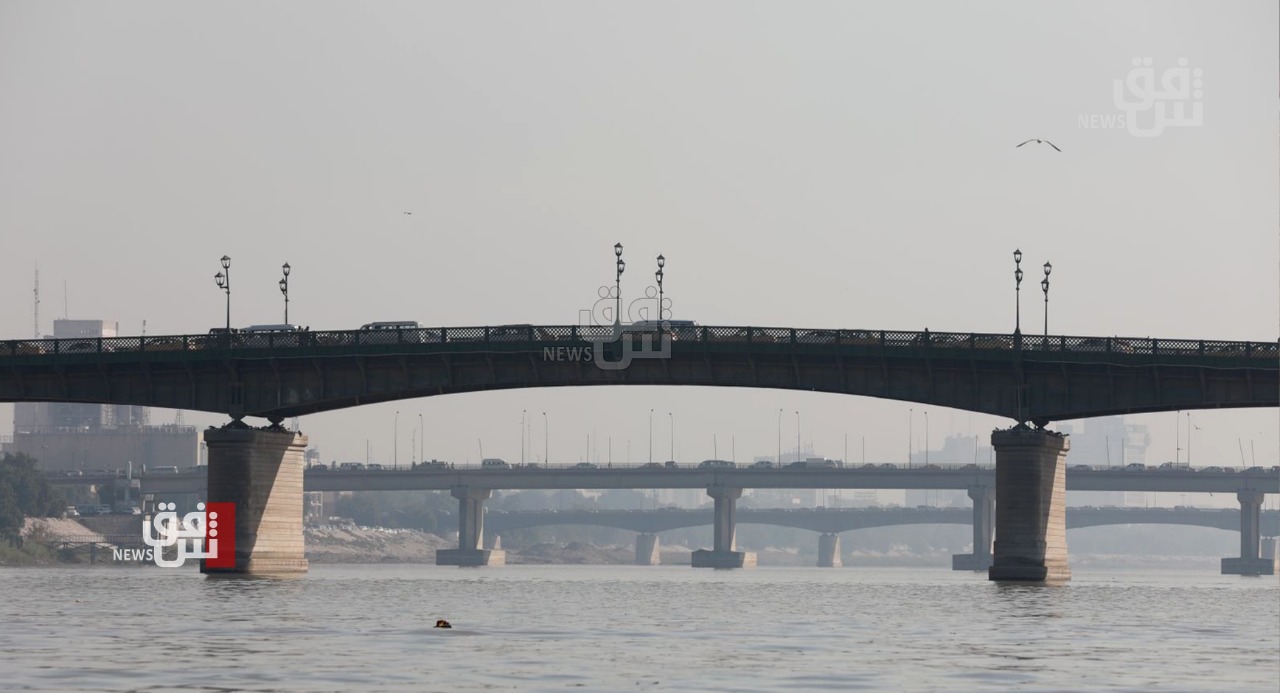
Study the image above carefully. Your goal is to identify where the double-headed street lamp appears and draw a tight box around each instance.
[279,262,291,323]
[214,255,231,331]
[655,254,666,321]
[614,243,626,325]
[1041,261,1052,339]
[1013,249,1023,335]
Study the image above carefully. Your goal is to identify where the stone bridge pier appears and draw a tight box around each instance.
[201,427,309,576]
[989,427,1070,583]
[635,533,661,565]
[437,486,505,567]
[692,486,756,568]
[817,533,842,567]
[1222,490,1278,576]
[952,485,995,571]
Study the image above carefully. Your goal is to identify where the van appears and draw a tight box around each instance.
[698,459,736,469]
[339,462,365,471]
[241,324,306,348]
[359,321,435,344]
[481,458,510,469]
[626,320,700,341]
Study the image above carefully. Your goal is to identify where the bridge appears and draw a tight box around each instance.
[6,324,1277,580]
[52,463,1279,574]
[481,506,1280,568]
[1,325,1275,423]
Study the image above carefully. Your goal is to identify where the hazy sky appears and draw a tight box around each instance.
[1,2,1276,480]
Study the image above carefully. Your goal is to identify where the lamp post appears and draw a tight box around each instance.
[542,412,548,464]
[521,410,527,465]
[418,413,424,464]
[924,410,930,466]
[1013,249,1023,335]
[279,262,291,323]
[394,410,399,470]
[668,411,674,462]
[777,408,783,464]
[1041,261,1052,339]
[614,243,625,324]
[649,408,654,464]
[908,408,914,468]
[795,410,801,460]
[214,255,231,331]
[655,255,666,321]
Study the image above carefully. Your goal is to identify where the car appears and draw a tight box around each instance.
[751,460,775,469]
[698,459,736,469]
[788,458,838,469]
[142,337,187,352]
[879,463,897,470]
[1070,464,1093,471]
[149,466,179,474]
[573,462,598,469]
[338,462,365,471]
[1124,463,1146,471]
[1244,466,1268,474]
[482,458,511,469]
[487,325,535,342]
[307,464,329,472]
[641,462,663,469]
[795,329,839,344]
[960,463,981,470]
[366,463,385,470]
[63,506,79,518]
[1200,466,1224,473]
[664,460,678,468]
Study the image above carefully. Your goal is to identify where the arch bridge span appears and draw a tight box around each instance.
[0,324,1275,425]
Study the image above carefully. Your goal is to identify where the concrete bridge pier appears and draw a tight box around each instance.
[952,485,995,571]
[817,533,842,567]
[1222,491,1277,576]
[692,486,756,568]
[436,486,506,567]
[988,427,1071,583]
[635,533,661,565]
[201,427,309,576]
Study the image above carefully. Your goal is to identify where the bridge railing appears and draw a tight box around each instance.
[1,325,1275,362]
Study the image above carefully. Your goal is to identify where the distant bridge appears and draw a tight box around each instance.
[57,463,1276,495]
[2,324,1276,425]
[483,506,1280,535]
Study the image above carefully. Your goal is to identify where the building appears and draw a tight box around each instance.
[6,319,200,472]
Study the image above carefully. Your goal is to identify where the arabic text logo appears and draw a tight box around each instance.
[138,501,236,568]
[1080,57,1202,137]
[572,284,673,371]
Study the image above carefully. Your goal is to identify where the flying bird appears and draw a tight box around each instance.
[403,211,413,215]
[1016,139,1061,152]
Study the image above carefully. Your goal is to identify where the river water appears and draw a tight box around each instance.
[0,564,1275,692]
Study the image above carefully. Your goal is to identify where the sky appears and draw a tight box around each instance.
[1,1,1276,482]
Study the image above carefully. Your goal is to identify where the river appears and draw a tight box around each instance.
[0,564,1276,692]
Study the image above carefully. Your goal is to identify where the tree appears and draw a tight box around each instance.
[0,452,65,539]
